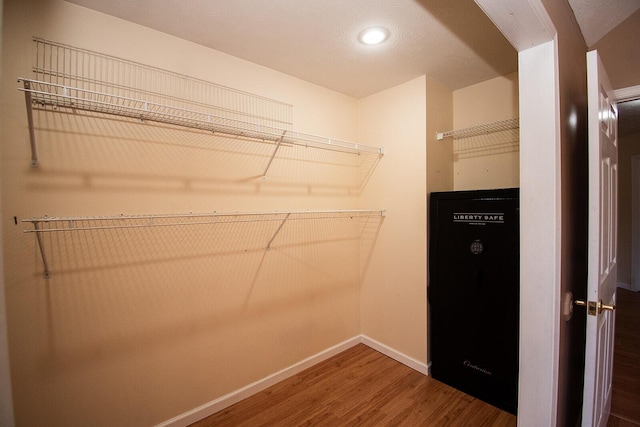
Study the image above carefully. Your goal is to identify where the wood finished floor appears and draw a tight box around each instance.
[191,288,639,426]
[191,344,516,427]
[608,288,640,426]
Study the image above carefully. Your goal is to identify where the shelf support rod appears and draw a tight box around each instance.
[262,131,287,179]
[32,222,51,279]
[22,80,39,167]
[266,213,291,251]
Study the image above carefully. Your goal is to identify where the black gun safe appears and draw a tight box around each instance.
[429,188,519,415]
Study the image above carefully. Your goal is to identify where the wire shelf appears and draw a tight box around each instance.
[23,209,386,278]
[23,209,386,232]
[437,118,520,140]
[19,38,383,172]
[31,37,293,128]
[19,79,382,154]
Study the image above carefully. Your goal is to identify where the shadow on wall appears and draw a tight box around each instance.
[21,212,384,372]
[23,109,382,198]
[8,36,387,426]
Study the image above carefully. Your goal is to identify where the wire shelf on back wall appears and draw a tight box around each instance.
[436,118,519,141]
[23,209,387,278]
[18,38,384,175]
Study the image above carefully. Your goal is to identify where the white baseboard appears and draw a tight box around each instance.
[360,335,430,375]
[617,282,634,291]
[155,335,429,427]
[155,336,361,427]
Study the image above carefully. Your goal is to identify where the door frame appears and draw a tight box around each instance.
[615,86,640,293]
[0,0,17,425]
[516,40,562,425]
[474,2,639,423]
[474,0,562,424]
[632,154,640,292]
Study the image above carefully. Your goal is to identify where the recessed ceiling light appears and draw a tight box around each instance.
[358,27,390,45]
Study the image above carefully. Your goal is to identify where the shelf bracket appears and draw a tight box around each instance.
[22,80,39,167]
[31,221,51,279]
[266,213,291,251]
[262,131,287,179]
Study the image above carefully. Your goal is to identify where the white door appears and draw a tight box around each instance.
[580,50,618,427]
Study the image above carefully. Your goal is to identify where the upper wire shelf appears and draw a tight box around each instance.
[23,209,386,278]
[436,118,519,141]
[18,38,383,174]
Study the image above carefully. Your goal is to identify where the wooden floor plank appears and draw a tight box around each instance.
[191,289,640,426]
[610,288,640,425]
[191,344,516,426]
[607,414,640,427]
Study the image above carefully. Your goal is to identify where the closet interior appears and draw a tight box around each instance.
[18,37,386,279]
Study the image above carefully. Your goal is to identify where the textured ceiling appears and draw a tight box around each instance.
[567,0,640,46]
[63,0,518,99]
[62,0,640,131]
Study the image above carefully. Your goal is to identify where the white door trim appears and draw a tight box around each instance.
[0,0,17,425]
[613,85,640,103]
[518,39,562,425]
[616,86,640,292]
[632,155,640,292]
[474,1,560,424]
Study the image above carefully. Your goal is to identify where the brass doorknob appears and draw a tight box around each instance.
[599,301,616,313]
[574,299,615,315]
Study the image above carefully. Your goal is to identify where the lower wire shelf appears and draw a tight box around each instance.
[23,209,386,278]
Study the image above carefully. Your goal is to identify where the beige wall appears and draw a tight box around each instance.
[591,10,640,90]
[426,78,454,195]
[452,72,519,190]
[0,0,522,425]
[0,0,436,424]
[357,76,428,366]
[425,77,453,363]
[618,131,640,287]
[0,0,390,426]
